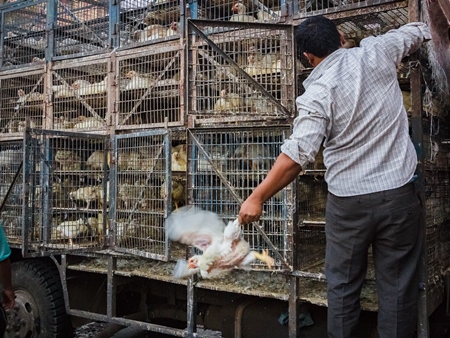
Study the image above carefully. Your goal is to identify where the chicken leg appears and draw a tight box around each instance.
[253,250,274,269]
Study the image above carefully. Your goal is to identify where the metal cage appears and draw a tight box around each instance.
[23,128,109,256]
[112,130,172,260]
[116,45,184,129]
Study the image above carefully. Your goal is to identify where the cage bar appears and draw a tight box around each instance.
[51,57,110,131]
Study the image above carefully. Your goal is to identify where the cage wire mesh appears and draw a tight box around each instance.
[116,47,183,129]
[24,129,109,254]
[197,0,281,22]
[294,0,395,17]
[188,20,295,124]
[54,0,109,58]
[52,60,109,131]
[188,127,292,270]
[0,141,24,245]
[0,72,45,134]
[119,0,181,48]
[1,1,47,68]
[113,131,170,260]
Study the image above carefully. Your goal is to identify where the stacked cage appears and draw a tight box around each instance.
[0,68,45,134]
[1,1,47,68]
[51,55,111,132]
[23,129,109,254]
[112,131,173,260]
[54,0,110,58]
[116,45,184,129]
[118,0,182,48]
[187,19,295,126]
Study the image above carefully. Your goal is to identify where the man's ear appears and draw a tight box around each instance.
[303,52,314,67]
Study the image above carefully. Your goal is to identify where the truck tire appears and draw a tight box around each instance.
[7,259,72,338]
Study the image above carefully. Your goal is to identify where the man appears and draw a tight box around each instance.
[238,16,431,338]
[0,226,15,336]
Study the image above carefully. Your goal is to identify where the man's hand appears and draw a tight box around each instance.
[2,288,15,310]
[238,197,263,225]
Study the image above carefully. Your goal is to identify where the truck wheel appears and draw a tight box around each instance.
[6,259,72,338]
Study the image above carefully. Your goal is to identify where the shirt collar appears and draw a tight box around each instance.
[303,48,346,89]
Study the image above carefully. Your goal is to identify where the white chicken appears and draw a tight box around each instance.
[214,89,243,114]
[86,150,106,170]
[230,2,257,22]
[69,186,98,210]
[73,116,105,129]
[56,218,88,246]
[16,89,43,109]
[124,70,155,90]
[118,151,141,171]
[166,22,179,37]
[17,119,37,132]
[257,8,280,23]
[244,47,281,76]
[134,24,167,42]
[115,219,138,245]
[74,77,107,96]
[166,206,274,279]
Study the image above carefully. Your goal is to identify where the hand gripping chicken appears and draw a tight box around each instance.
[165,206,274,279]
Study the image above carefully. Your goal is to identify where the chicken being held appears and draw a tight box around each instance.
[166,206,274,279]
[56,218,88,246]
[230,2,257,22]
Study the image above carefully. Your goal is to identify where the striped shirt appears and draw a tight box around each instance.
[281,23,431,196]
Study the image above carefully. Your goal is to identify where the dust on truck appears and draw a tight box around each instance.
[0,0,448,337]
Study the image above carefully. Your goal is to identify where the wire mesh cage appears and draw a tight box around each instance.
[116,46,184,129]
[51,57,110,131]
[1,1,47,68]
[188,20,296,125]
[196,0,282,22]
[0,70,45,135]
[119,0,182,48]
[112,130,171,260]
[54,0,109,58]
[294,0,396,18]
[0,140,24,246]
[188,126,293,270]
[23,129,109,255]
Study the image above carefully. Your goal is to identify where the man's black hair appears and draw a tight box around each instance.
[295,15,341,58]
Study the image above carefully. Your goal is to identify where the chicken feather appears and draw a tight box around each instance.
[166,206,274,279]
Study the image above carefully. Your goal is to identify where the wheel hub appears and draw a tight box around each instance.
[5,289,39,338]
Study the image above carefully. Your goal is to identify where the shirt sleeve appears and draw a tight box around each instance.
[281,101,327,168]
[0,226,11,262]
[361,22,431,66]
